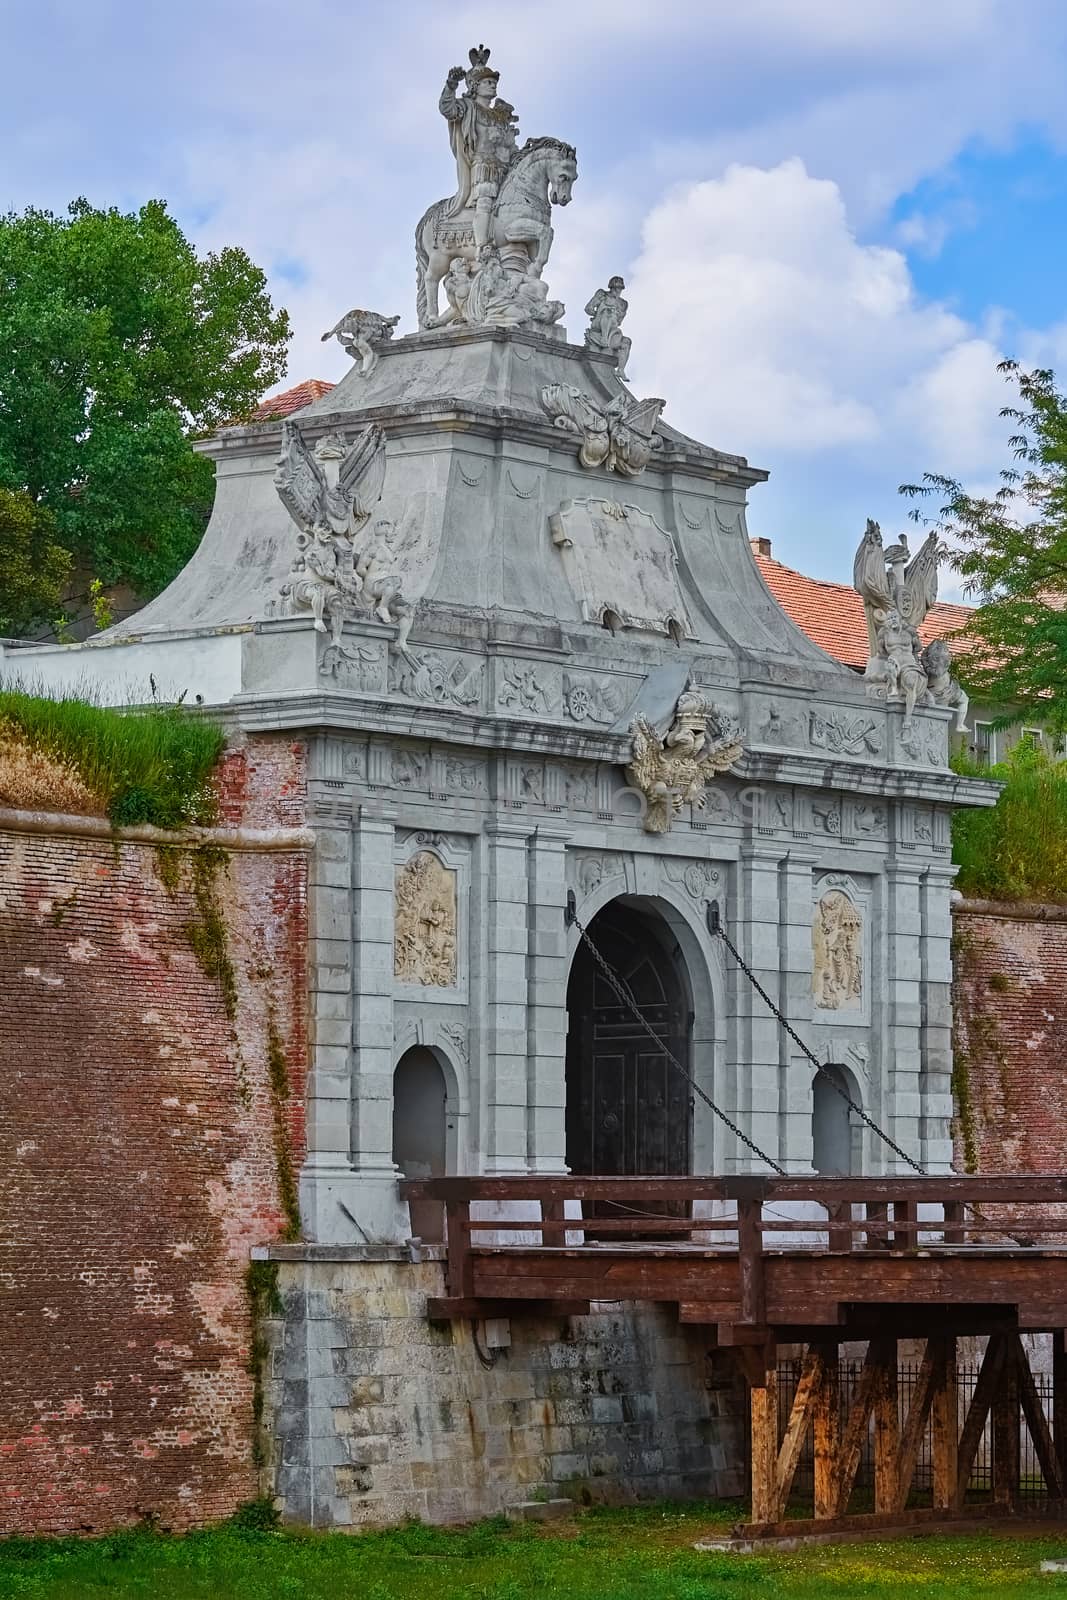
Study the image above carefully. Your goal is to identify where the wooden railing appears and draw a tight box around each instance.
[399,1174,1067,1321]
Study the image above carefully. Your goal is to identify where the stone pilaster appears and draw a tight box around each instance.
[727,846,786,1172]
[479,822,534,1173]
[300,815,360,1243]
[525,827,571,1173]
[883,858,925,1171]
[919,864,958,1172]
[778,850,817,1171]
[347,808,406,1240]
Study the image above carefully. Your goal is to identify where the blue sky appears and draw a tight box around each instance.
[6,0,1067,595]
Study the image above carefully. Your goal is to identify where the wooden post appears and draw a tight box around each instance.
[540,1196,567,1249]
[774,1346,824,1514]
[874,1337,899,1514]
[993,1335,1020,1509]
[750,1367,779,1526]
[812,1343,839,1520]
[930,1335,958,1512]
[1055,1330,1067,1494]
[865,1201,888,1250]
[737,1194,767,1327]
[444,1198,474,1299]
[827,1201,853,1256]
[892,1198,916,1249]
[943,1200,965,1245]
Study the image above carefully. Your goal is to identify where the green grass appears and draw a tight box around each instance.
[953,740,1067,902]
[0,688,224,827]
[3,1505,1067,1599]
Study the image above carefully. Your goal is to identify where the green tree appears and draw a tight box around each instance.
[900,360,1067,736]
[0,487,72,635]
[0,198,290,614]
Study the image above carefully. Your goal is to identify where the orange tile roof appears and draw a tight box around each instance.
[751,543,973,669]
[253,378,336,421]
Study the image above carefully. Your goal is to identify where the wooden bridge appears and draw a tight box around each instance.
[401,1173,1067,1541]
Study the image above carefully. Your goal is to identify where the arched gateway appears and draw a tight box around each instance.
[565,900,693,1178]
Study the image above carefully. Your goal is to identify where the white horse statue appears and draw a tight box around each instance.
[415,136,577,329]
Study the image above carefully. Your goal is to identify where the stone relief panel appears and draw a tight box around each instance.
[495,660,562,717]
[812,874,868,1022]
[430,752,488,799]
[848,799,888,840]
[320,640,387,692]
[897,720,948,768]
[549,498,694,639]
[662,858,722,906]
[810,709,883,759]
[755,702,807,749]
[390,648,485,709]
[761,788,794,833]
[394,850,458,988]
[563,671,633,727]
[573,851,627,901]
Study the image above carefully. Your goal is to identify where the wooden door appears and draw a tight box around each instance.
[565,905,691,1179]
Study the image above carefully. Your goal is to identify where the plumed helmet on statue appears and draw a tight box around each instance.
[466,44,499,89]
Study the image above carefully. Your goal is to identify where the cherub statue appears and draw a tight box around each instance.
[626,681,743,834]
[352,512,419,654]
[584,276,632,381]
[321,308,401,376]
[921,637,969,732]
[280,525,358,643]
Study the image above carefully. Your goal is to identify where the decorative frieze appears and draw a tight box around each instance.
[390,649,484,708]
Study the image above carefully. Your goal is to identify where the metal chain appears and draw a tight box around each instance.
[570,910,787,1176]
[709,915,926,1177]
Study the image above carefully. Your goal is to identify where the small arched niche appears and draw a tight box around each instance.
[812,1063,857,1176]
[393,1046,448,1242]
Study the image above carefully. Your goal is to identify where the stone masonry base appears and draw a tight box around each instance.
[262,1251,746,1527]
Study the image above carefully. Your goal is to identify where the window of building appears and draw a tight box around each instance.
[973,722,996,767]
[1021,728,1044,750]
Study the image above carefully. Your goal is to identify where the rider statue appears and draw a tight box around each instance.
[439,45,520,253]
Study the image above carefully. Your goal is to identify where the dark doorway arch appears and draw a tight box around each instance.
[565,899,693,1177]
[393,1046,447,1242]
[812,1064,855,1176]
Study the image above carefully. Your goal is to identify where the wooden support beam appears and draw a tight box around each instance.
[834,1337,887,1517]
[444,1200,474,1299]
[774,1347,825,1518]
[1055,1330,1067,1492]
[750,1369,779,1527]
[955,1331,1008,1511]
[737,1194,767,1327]
[992,1333,1020,1509]
[677,1302,742,1324]
[813,1342,840,1520]
[894,1338,940,1513]
[930,1335,958,1512]
[1014,1331,1066,1498]
[874,1337,899,1514]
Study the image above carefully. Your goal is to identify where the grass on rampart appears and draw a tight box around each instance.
[953,740,1067,902]
[0,688,224,827]
[1,1504,1066,1599]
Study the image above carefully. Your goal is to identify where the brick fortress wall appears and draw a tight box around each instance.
[951,900,1067,1173]
[0,737,309,1534]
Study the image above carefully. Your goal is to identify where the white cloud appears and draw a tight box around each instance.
[624,160,982,462]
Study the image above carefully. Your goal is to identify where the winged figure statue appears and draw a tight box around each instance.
[852,519,947,722]
[626,681,744,834]
[274,420,387,540]
[276,420,415,648]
